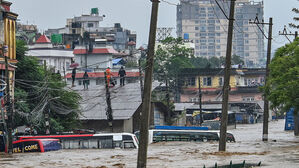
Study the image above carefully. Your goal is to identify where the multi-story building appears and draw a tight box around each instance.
[45,8,137,52]
[27,35,74,74]
[179,68,265,103]
[0,0,17,99]
[177,0,265,67]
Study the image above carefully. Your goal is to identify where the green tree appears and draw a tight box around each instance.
[154,37,194,83]
[289,0,299,29]
[231,54,244,65]
[265,39,299,135]
[14,40,81,133]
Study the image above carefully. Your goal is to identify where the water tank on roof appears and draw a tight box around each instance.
[184,33,189,40]
[91,8,99,15]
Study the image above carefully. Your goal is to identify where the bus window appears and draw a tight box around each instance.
[88,139,98,149]
[62,140,71,149]
[69,140,80,149]
[123,141,135,148]
[99,136,113,149]
[80,140,89,149]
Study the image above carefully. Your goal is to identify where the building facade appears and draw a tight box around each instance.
[0,0,17,100]
[45,8,137,52]
[177,0,265,67]
[179,68,265,103]
[27,35,74,74]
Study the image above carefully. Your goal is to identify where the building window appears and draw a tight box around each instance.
[242,97,255,102]
[219,77,223,86]
[186,77,195,86]
[88,23,94,28]
[203,77,212,86]
[195,26,199,30]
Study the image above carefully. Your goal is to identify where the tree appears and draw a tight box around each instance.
[14,40,82,133]
[265,39,299,135]
[231,54,244,65]
[154,37,194,83]
[289,0,299,29]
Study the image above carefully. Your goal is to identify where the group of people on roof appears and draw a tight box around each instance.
[72,66,127,90]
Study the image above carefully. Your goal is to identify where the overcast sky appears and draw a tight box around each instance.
[9,0,298,50]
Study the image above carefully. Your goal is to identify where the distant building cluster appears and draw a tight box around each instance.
[177,0,265,67]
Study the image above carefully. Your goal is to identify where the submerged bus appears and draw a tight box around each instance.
[135,129,235,144]
[12,139,61,153]
[18,133,139,149]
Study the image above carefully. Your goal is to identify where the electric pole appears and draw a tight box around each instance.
[137,0,159,167]
[250,17,273,141]
[104,72,113,132]
[219,0,235,152]
[279,25,298,42]
[4,45,13,153]
[138,59,144,100]
[198,77,203,125]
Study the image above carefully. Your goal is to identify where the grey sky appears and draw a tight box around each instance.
[9,0,298,50]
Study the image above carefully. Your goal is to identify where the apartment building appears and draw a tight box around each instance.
[177,0,265,67]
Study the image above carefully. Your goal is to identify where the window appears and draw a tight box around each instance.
[203,77,212,86]
[186,77,195,86]
[195,26,199,30]
[88,23,94,28]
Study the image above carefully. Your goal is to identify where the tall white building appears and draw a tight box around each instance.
[177,0,265,67]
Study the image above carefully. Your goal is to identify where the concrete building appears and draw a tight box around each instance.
[0,0,17,98]
[179,68,265,103]
[177,0,265,67]
[73,39,119,70]
[27,35,74,74]
[45,8,137,52]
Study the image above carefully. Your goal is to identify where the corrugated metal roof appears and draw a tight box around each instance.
[77,81,160,120]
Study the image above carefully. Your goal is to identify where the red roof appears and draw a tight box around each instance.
[36,35,51,44]
[65,72,140,79]
[73,48,119,55]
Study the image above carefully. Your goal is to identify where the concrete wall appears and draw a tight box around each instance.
[123,118,133,133]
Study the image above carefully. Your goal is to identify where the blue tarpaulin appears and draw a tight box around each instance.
[112,58,123,65]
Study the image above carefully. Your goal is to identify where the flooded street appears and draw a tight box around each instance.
[1,119,299,168]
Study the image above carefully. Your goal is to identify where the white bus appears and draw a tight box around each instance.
[18,133,139,149]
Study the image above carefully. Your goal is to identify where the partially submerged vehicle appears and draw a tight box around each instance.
[135,129,235,144]
[12,139,61,153]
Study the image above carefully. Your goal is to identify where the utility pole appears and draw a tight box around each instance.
[43,61,50,135]
[219,0,235,152]
[4,45,13,153]
[137,0,159,167]
[279,25,298,42]
[104,72,113,132]
[138,59,144,100]
[250,17,273,141]
[165,73,171,125]
[198,77,203,125]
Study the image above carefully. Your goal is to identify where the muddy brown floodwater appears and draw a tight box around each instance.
[1,119,299,168]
